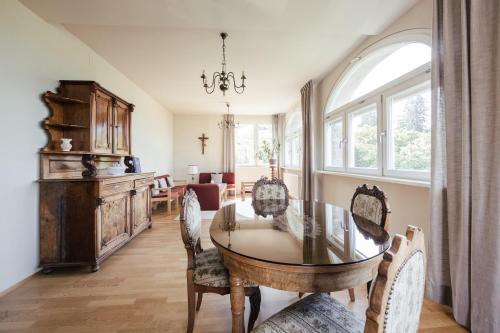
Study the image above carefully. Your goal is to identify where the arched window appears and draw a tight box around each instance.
[324,30,431,180]
[284,111,302,168]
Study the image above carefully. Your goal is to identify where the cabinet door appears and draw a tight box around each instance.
[92,91,113,153]
[132,186,151,235]
[96,192,130,256]
[113,100,130,155]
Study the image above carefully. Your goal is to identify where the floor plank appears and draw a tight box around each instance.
[0,204,467,332]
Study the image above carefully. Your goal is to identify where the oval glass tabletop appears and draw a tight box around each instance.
[209,199,390,266]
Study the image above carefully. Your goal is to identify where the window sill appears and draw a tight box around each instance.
[316,170,430,188]
[281,167,301,172]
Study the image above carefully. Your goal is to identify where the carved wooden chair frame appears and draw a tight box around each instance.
[365,225,426,333]
[350,184,391,231]
[347,184,391,302]
[251,177,289,203]
[179,192,261,333]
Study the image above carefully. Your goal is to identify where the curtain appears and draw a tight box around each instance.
[301,80,314,214]
[272,113,286,178]
[427,1,500,331]
[222,114,235,173]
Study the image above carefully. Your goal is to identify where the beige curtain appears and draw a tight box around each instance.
[301,81,314,214]
[427,1,500,331]
[272,113,286,178]
[222,114,235,173]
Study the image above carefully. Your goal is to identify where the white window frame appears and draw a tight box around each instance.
[323,64,431,180]
[346,95,382,175]
[235,123,272,167]
[382,74,431,180]
[284,111,302,169]
[324,114,345,172]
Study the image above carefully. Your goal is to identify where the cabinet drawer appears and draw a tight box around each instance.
[100,181,132,196]
[134,177,153,188]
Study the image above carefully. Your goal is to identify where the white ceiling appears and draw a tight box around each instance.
[20,0,418,115]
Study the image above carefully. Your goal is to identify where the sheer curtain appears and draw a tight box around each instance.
[272,113,286,178]
[427,0,500,331]
[222,114,235,173]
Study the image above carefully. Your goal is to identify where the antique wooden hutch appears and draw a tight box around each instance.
[39,81,153,272]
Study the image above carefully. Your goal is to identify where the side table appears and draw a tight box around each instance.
[240,181,255,201]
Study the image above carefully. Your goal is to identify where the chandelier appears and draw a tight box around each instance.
[201,32,246,96]
[218,102,239,129]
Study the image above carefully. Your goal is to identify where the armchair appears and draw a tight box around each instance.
[151,174,187,214]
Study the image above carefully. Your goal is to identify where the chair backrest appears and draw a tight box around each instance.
[365,225,426,333]
[351,184,390,230]
[179,189,202,256]
[252,177,289,201]
[198,172,235,184]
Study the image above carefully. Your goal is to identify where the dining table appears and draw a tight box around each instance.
[209,199,391,333]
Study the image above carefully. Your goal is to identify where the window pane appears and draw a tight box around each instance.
[292,136,301,167]
[326,42,431,111]
[256,124,272,165]
[387,81,431,171]
[348,105,378,169]
[235,124,255,165]
[325,118,343,168]
[285,138,293,166]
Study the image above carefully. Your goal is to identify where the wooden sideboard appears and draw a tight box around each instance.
[39,81,152,272]
[39,173,153,272]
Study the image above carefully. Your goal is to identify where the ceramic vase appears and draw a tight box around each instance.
[60,138,72,152]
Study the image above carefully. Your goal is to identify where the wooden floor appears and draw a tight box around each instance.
[0,204,467,333]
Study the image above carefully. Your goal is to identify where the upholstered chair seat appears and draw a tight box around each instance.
[252,293,364,333]
[180,189,261,333]
[252,226,426,333]
[193,248,256,288]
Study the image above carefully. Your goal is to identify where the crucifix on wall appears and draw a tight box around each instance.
[198,133,209,154]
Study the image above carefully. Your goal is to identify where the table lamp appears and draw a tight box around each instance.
[187,165,199,183]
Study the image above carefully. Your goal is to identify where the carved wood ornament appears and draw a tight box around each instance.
[81,154,97,177]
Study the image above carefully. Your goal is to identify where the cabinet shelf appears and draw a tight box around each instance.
[44,93,88,104]
[45,122,88,129]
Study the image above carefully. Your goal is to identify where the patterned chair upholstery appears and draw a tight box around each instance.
[347,184,391,302]
[252,177,289,201]
[350,184,390,229]
[252,226,426,333]
[180,189,261,333]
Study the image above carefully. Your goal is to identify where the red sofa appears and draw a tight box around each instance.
[187,172,235,211]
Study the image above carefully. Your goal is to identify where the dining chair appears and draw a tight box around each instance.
[179,189,261,333]
[251,225,426,333]
[251,177,289,201]
[348,184,391,301]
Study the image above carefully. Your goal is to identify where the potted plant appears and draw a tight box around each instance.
[256,139,280,166]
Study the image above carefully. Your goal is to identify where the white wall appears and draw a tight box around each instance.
[0,0,173,293]
[173,114,273,189]
[314,0,433,239]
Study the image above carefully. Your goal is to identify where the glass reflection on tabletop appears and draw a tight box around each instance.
[210,200,390,266]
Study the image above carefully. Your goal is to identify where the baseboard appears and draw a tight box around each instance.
[0,269,40,298]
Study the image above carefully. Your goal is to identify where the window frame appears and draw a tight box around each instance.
[382,74,432,180]
[345,95,383,176]
[323,63,431,180]
[324,113,345,172]
[235,123,273,167]
[284,111,302,168]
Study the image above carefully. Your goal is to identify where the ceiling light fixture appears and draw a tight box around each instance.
[218,102,239,129]
[201,32,246,96]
